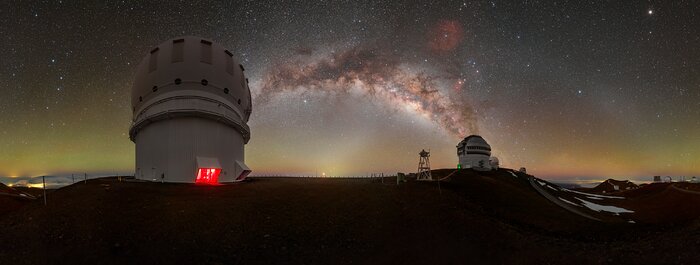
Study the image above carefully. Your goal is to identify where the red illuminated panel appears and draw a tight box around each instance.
[195,168,221,184]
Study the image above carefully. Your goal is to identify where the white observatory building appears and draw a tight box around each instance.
[129,36,252,184]
[457,135,492,171]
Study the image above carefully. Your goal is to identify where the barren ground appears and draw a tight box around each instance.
[1,169,698,264]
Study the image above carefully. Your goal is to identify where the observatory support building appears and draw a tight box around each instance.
[457,135,492,171]
[129,36,252,184]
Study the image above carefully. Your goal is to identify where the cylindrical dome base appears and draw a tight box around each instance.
[134,117,250,183]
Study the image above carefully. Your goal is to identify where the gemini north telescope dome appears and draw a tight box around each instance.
[129,36,252,184]
[456,135,492,171]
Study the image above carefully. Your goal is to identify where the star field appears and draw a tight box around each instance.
[0,1,698,180]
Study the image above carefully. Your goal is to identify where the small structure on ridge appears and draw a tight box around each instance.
[457,135,492,171]
[416,149,432,181]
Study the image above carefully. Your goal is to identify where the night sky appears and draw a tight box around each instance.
[1,1,698,181]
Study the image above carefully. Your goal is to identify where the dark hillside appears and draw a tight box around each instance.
[0,173,698,264]
[0,183,35,217]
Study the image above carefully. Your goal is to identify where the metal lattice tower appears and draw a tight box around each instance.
[417,149,432,181]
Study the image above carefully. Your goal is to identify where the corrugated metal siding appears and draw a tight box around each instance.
[135,117,244,183]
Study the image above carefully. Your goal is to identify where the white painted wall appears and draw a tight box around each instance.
[130,36,252,183]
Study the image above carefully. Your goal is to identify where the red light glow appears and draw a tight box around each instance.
[195,168,221,184]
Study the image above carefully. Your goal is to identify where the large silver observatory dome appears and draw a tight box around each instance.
[129,36,252,184]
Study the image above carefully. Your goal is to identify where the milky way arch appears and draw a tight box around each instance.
[256,46,478,138]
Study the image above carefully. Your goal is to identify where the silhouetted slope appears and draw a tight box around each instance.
[0,174,698,264]
[584,179,639,194]
[607,182,700,224]
[436,168,604,233]
[0,183,35,216]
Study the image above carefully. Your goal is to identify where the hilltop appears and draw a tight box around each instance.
[0,169,699,264]
[579,179,639,194]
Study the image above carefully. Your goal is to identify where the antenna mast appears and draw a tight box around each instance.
[417,149,432,181]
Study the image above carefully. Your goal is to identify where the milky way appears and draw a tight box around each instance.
[258,46,478,137]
